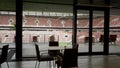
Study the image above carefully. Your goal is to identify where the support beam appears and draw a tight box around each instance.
[89,0,93,55]
[104,8,110,55]
[16,0,23,61]
[72,0,77,46]
[103,0,110,55]
[89,8,93,54]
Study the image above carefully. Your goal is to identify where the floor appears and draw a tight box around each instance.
[0,43,120,68]
[1,55,120,68]
[1,43,119,57]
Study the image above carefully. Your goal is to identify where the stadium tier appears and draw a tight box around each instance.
[0,14,120,27]
[0,14,120,44]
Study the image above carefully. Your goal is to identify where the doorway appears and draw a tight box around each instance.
[75,6,110,55]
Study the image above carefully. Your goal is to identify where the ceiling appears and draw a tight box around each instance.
[0,0,120,15]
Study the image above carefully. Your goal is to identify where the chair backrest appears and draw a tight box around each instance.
[62,48,78,68]
[48,41,60,56]
[35,44,41,61]
[49,41,58,46]
[109,35,117,42]
[73,44,78,51]
[0,45,9,64]
[99,35,104,42]
[33,36,37,42]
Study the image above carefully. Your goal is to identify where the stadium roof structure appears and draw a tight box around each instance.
[0,0,120,15]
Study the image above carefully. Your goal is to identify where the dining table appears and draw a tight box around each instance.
[39,45,72,52]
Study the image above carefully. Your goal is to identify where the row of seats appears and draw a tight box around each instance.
[0,15,120,27]
[99,35,117,44]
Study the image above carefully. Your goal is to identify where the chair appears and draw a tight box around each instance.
[0,45,9,68]
[99,35,104,43]
[35,44,54,68]
[62,49,78,68]
[33,36,38,42]
[62,44,78,68]
[109,35,117,44]
[85,37,95,43]
[56,44,78,68]
[48,41,61,56]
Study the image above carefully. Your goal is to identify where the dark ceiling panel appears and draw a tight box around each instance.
[0,0,120,15]
[111,0,120,8]
[23,2,73,12]
[24,0,73,4]
[0,0,16,11]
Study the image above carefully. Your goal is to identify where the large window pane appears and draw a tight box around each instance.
[0,11,16,48]
[109,15,120,54]
[77,10,89,53]
[23,3,73,57]
[92,11,104,52]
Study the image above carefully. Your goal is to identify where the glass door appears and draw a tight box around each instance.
[77,10,89,53]
[92,11,104,53]
[76,9,107,55]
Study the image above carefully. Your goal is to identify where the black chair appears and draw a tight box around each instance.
[0,45,9,68]
[62,44,78,68]
[109,35,117,44]
[99,35,104,43]
[35,44,54,68]
[56,44,78,68]
[62,49,78,68]
[48,41,61,56]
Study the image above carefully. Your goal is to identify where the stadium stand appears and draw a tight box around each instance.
[0,14,120,44]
